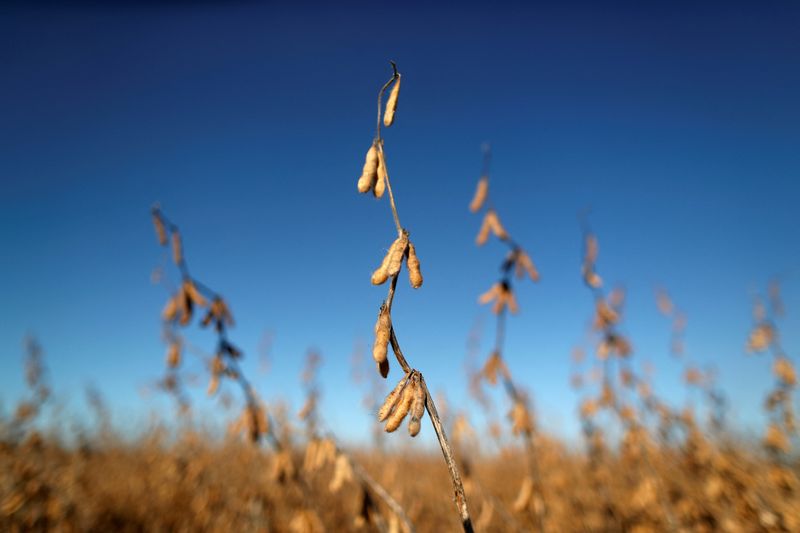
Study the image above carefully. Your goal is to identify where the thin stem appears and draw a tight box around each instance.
[378,144,403,236]
[386,326,472,531]
[348,456,416,533]
[494,307,507,354]
[375,61,399,143]
[388,325,412,375]
[481,142,492,177]
[420,374,474,533]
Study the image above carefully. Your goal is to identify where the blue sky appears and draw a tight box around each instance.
[1,1,799,447]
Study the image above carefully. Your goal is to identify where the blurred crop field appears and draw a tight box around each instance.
[1,412,799,532]
[1,295,799,533]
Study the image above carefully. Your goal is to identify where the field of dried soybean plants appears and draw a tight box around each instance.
[1,65,798,532]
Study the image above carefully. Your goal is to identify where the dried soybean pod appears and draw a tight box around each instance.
[475,211,491,245]
[407,242,423,288]
[207,374,220,396]
[329,454,354,493]
[358,143,379,193]
[506,288,519,314]
[378,374,409,422]
[375,148,387,198]
[516,250,540,282]
[583,264,603,289]
[478,283,501,305]
[183,280,207,307]
[178,286,193,326]
[171,230,183,265]
[166,341,181,368]
[469,176,489,213]
[492,292,506,315]
[162,294,179,321]
[385,233,409,278]
[372,234,408,284]
[372,307,391,369]
[371,244,394,285]
[408,379,426,436]
[512,476,534,512]
[383,75,401,127]
[384,378,414,433]
[152,212,168,245]
[486,209,509,240]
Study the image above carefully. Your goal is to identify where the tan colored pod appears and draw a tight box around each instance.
[357,143,379,193]
[747,323,774,352]
[162,294,179,321]
[593,300,619,330]
[371,234,408,285]
[171,231,183,265]
[383,75,401,127]
[298,396,315,421]
[515,249,540,282]
[475,211,491,246]
[152,212,167,245]
[656,289,673,316]
[406,242,423,288]
[255,403,269,437]
[166,341,181,368]
[485,209,509,240]
[469,176,489,213]
[774,357,796,386]
[482,350,508,385]
[370,249,393,285]
[372,307,391,366]
[505,287,519,314]
[407,417,421,437]
[509,401,533,435]
[478,283,501,305]
[764,423,790,454]
[207,374,219,396]
[408,380,426,437]
[378,374,409,422]
[178,286,193,326]
[582,263,603,289]
[386,233,408,278]
[512,476,534,512]
[492,292,506,315]
[374,148,387,198]
[183,280,207,307]
[328,454,354,493]
[384,378,414,432]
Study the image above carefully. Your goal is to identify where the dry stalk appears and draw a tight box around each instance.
[151,207,279,447]
[469,145,547,531]
[357,62,473,532]
[150,208,338,524]
[577,219,678,531]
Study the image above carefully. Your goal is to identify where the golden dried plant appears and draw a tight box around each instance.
[468,144,546,528]
[151,207,270,444]
[355,62,473,532]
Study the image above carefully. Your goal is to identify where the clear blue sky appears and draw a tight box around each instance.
[1,1,799,447]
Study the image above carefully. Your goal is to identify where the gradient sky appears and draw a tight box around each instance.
[2,1,799,448]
